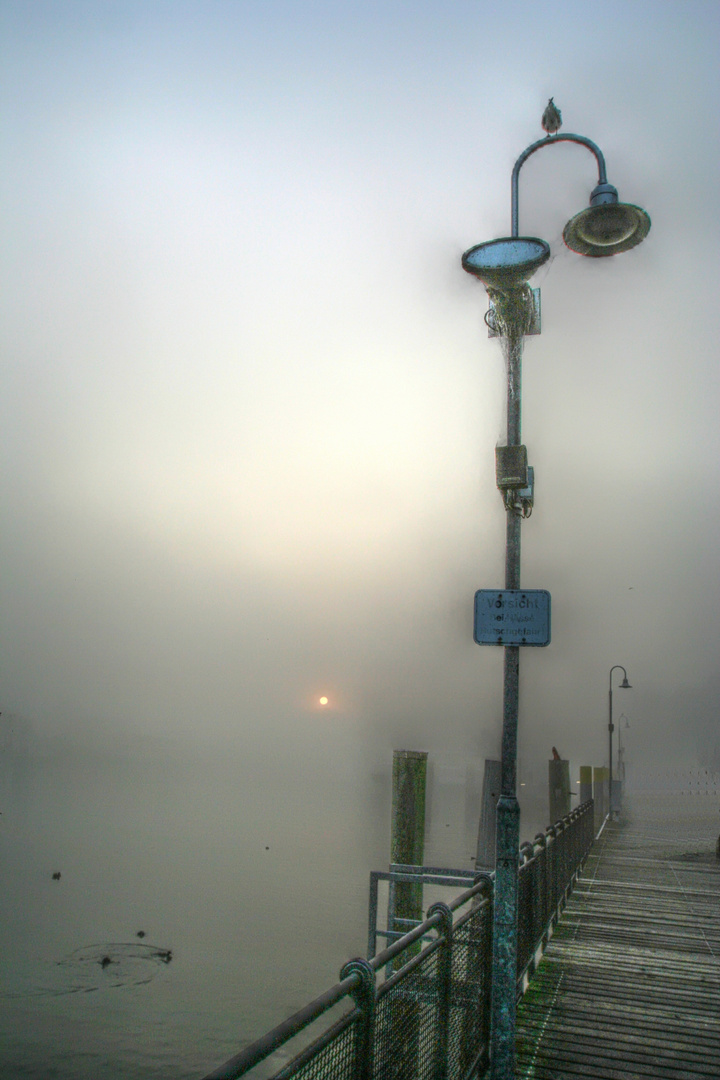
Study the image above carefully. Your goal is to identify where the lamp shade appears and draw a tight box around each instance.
[462,237,550,289]
[563,202,651,257]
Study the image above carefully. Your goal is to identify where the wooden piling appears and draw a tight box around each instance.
[579,765,592,806]
[390,750,428,945]
[548,758,571,824]
[475,758,501,868]
[593,766,608,831]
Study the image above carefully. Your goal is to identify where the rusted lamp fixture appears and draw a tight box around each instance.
[563,181,651,257]
[461,236,550,289]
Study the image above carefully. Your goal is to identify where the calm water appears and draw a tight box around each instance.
[0,724,379,1079]
[5,726,699,1079]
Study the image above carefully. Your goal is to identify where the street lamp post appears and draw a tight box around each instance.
[617,713,630,784]
[462,112,650,1080]
[608,665,632,817]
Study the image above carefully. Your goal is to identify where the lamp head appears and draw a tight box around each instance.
[563,182,651,257]
[620,676,632,689]
[462,237,550,289]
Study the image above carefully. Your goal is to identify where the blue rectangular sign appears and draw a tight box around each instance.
[474,589,551,646]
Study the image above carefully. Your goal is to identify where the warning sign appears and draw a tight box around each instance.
[473,590,551,646]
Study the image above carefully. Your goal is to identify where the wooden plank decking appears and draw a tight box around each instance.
[515,794,720,1079]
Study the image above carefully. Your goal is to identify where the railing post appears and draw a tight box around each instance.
[587,799,594,851]
[532,833,548,939]
[578,804,588,869]
[568,811,579,890]
[518,842,534,975]
[367,872,379,960]
[546,825,557,919]
[427,901,453,1080]
[576,805,585,874]
[339,958,376,1080]
[558,820,568,899]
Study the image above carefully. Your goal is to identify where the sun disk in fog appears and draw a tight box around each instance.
[319,696,329,706]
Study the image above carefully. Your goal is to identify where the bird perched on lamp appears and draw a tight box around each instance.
[542,97,562,136]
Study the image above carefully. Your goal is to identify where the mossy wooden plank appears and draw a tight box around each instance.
[514,813,720,1080]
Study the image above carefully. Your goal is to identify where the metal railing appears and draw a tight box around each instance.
[368,864,478,961]
[200,801,595,1080]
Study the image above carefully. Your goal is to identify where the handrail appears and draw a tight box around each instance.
[200,974,360,1079]
[199,801,595,1080]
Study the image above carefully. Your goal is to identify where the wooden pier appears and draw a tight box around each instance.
[515,795,720,1079]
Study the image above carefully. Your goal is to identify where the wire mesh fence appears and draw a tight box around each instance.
[201,801,594,1080]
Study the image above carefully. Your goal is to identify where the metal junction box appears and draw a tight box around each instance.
[495,445,528,489]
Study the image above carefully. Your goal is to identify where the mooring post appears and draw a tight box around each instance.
[390,750,428,949]
[388,750,427,1073]
[476,758,502,868]
[579,765,592,807]
[593,766,607,831]
[548,757,571,824]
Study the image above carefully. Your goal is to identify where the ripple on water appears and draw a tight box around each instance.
[2,942,173,998]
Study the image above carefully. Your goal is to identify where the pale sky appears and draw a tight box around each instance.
[1,0,719,776]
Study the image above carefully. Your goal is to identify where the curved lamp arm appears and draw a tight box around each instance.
[511,133,608,236]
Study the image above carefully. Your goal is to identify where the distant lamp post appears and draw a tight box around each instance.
[617,713,630,784]
[462,111,650,1080]
[609,666,632,818]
